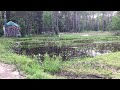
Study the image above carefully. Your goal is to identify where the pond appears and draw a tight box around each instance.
[12,41,120,61]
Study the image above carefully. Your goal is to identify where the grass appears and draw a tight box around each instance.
[0,38,63,79]
[61,52,120,79]
[0,31,120,79]
[14,32,120,48]
[42,53,62,73]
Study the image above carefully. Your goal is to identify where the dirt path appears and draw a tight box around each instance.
[0,63,25,79]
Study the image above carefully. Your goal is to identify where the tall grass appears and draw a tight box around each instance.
[42,53,62,73]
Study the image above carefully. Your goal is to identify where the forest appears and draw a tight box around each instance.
[0,11,119,36]
[0,11,120,79]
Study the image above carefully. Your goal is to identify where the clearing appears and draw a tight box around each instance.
[1,32,120,79]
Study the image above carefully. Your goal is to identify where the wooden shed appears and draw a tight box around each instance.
[3,21,21,37]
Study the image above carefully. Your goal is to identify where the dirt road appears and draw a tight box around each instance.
[0,63,25,79]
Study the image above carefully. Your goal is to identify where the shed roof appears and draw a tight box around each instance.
[5,21,20,27]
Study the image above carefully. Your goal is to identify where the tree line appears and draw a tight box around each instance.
[0,11,118,37]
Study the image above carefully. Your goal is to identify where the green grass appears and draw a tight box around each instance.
[42,53,62,73]
[14,32,120,48]
[61,52,120,79]
[0,38,63,79]
[1,32,120,79]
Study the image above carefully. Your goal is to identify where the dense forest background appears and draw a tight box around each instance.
[0,11,119,37]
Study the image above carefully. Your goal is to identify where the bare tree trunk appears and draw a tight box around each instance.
[34,11,43,34]
[52,11,59,35]
[97,18,99,31]
[75,11,78,32]
[102,11,106,31]
[4,11,7,24]
[51,11,54,33]
[78,12,81,32]
[63,11,70,32]
[6,11,11,21]
[55,11,59,35]
[82,16,85,32]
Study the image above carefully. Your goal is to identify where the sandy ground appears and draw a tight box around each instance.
[0,63,25,79]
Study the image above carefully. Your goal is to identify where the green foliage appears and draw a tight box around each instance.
[18,18,27,37]
[110,16,120,30]
[0,30,4,37]
[61,52,120,79]
[0,38,62,79]
[42,11,52,31]
[42,53,62,73]
[0,18,4,37]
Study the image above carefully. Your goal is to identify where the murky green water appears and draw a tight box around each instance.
[12,41,120,60]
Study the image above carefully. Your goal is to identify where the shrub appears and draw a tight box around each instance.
[0,30,4,37]
[42,53,62,73]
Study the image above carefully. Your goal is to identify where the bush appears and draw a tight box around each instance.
[0,30,4,37]
[42,53,62,73]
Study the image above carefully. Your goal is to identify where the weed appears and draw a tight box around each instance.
[42,53,62,73]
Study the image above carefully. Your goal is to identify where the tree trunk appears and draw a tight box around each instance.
[102,11,106,31]
[4,11,7,24]
[6,11,11,21]
[34,11,43,34]
[52,11,59,35]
